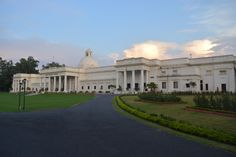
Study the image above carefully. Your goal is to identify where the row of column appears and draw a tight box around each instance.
[116,70,149,92]
[12,79,28,92]
[40,75,78,92]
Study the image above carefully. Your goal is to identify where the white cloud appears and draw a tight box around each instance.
[108,53,120,63]
[183,39,219,57]
[124,41,176,59]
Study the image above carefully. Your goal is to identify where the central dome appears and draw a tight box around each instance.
[79,49,99,69]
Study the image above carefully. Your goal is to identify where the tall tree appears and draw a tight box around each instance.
[0,57,16,91]
[147,82,158,92]
[15,56,39,74]
[42,62,65,69]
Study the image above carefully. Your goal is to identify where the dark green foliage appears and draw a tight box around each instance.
[193,93,236,112]
[42,62,65,69]
[0,58,15,91]
[116,96,236,145]
[138,93,181,102]
[15,56,39,74]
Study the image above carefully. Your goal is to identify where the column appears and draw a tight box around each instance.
[12,80,15,92]
[140,70,144,92]
[124,70,127,91]
[146,70,149,84]
[53,76,56,92]
[132,70,135,92]
[59,76,61,92]
[40,77,42,89]
[64,75,67,92]
[48,77,51,92]
[75,76,78,92]
[116,71,119,90]
[44,76,46,90]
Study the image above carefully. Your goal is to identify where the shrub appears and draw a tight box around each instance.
[193,93,236,112]
[138,93,181,102]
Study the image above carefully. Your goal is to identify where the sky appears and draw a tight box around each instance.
[0,0,236,68]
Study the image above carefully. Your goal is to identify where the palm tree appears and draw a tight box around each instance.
[147,82,157,92]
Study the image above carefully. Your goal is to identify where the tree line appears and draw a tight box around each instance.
[0,56,65,92]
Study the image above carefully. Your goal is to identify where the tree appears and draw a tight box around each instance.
[147,82,158,92]
[15,56,39,74]
[0,57,16,91]
[42,62,65,70]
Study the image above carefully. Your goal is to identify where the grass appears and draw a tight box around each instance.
[0,92,95,112]
[112,97,236,153]
[122,95,236,137]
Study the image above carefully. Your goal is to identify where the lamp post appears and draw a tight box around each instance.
[18,79,26,111]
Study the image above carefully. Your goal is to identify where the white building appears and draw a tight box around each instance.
[12,49,236,93]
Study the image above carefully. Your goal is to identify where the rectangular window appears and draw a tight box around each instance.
[162,82,166,89]
[88,86,90,90]
[219,70,227,75]
[205,84,208,91]
[94,86,96,90]
[200,80,203,91]
[173,81,178,89]
[221,84,226,92]
[172,69,177,75]
[100,85,103,90]
[82,86,84,90]
[186,83,190,88]
[161,71,166,74]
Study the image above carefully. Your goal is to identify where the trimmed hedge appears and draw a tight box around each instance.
[138,93,181,102]
[116,96,236,145]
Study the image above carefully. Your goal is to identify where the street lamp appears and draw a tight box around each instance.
[18,79,26,111]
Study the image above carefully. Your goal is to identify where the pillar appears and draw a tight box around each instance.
[75,76,78,92]
[53,76,56,92]
[140,70,144,92]
[146,70,149,85]
[59,76,61,92]
[64,75,67,92]
[124,70,127,91]
[132,70,135,91]
[48,77,51,92]
[44,76,46,90]
[116,71,119,90]
[40,77,42,89]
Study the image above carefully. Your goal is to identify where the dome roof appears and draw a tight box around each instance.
[79,49,99,69]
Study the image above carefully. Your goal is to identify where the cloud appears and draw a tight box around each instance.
[0,37,84,68]
[183,39,218,57]
[124,41,176,59]
[108,53,120,63]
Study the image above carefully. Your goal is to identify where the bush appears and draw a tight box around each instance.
[116,96,236,145]
[138,93,181,102]
[193,93,236,112]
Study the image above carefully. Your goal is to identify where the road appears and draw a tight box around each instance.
[0,95,235,157]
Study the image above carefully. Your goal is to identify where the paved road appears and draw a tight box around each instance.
[0,95,235,157]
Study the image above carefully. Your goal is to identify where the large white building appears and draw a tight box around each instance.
[12,49,236,93]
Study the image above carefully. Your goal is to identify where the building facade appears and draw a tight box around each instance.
[12,49,236,93]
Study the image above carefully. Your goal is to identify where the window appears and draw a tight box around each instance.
[173,81,178,89]
[186,83,190,88]
[219,70,227,75]
[205,84,208,91]
[161,71,166,74]
[200,80,203,91]
[94,86,96,90]
[127,83,131,89]
[88,86,90,90]
[162,82,166,89]
[172,69,177,75]
[82,86,84,90]
[100,85,103,90]
[221,84,226,92]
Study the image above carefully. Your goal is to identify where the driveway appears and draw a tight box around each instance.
[0,95,235,157]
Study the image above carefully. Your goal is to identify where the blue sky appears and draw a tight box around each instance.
[0,0,236,67]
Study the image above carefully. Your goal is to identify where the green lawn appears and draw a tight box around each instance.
[121,95,236,137]
[0,92,95,112]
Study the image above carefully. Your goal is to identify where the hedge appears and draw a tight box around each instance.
[138,93,181,102]
[116,96,236,145]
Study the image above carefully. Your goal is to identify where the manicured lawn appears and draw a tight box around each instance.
[0,92,95,112]
[121,95,236,137]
